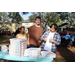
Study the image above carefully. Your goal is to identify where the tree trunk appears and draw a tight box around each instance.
[3,19,6,31]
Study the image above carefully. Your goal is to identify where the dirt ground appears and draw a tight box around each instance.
[53,45,75,62]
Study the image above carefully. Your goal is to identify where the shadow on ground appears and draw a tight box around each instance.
[57,45,75,62]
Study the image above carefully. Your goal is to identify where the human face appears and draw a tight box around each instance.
[20,28,25,34]
[35,18,41,25]
[50,25,55,32]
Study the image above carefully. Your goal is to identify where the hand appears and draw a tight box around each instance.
[27,34,30,45]
[42,37,47,41]
[27,42,30,45]
[39,46,41,48]
[28,34,29,37]
[50,37,53,42]
[44,37,47,41]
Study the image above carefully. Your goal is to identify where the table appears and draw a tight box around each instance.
[0,51,53,62]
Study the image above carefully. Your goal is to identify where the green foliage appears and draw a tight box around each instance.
[0,12,28,31]
[8,12,24,23]
[57,12,75,25]
[29,12,60,26]
[29,15,35,22]
[57,27,61,32]
[0,12,8,24]
[45,12,60,25]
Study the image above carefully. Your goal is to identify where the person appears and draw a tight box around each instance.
[40,23,61,53]
[16,26,29,46]
[65,32,71,40]
[28,16,43,48]
[65,32,72,48]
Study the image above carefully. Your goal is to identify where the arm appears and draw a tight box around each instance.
[26,34,30,46]
[38,28,43,47]
[39,31,48,48]
[56,34,61,45]
[41,31,48,41]
[50,37,57,45]
[16,34,18,38]
[50,34,61,45]
[27,28,30,45]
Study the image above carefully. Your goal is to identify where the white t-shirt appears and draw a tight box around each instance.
[44,32,55,52]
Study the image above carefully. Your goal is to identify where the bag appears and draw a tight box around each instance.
[1,45,8,52]
[41,51,56,58]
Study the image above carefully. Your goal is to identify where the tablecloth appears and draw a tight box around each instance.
[0,51,53,62]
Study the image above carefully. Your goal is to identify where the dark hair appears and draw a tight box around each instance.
[20,26,25,30]
[35,16,41,20]
[50,23,57,30]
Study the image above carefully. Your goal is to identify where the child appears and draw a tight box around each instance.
[16,26,29,46]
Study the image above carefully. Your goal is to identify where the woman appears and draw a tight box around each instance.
[16,26,29,46]
[40,23,61,53]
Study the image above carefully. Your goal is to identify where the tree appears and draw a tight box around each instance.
[45,12,60,25]
[22,12,29,15]
[8,12,24,23]
[0,12,9,31]
[0,12,28,31]
[29,15,35,22]
[29,12,46,29]
[29,12,60,29]
[57,12,75,26]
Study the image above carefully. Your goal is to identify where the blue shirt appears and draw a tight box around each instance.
[65,35,71,40]
[41,31,61,53]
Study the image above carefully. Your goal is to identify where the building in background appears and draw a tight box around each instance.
[58,23,75,32]
[22,20,35,33]
[22,20,50,33]
[0,20,50,34]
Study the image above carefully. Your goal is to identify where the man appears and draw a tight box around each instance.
[41,23,61,53]
[28,16,43,48]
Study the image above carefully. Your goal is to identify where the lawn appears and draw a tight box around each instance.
[0,35,15,51]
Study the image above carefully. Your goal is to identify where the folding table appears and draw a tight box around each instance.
[0,51,53,62]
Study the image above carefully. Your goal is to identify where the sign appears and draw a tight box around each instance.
[22,23,35,26]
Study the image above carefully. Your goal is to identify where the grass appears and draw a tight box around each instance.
[0,35,15,46]
[0,35,15,51]
[0,35,15,40]
[54,57,66,62]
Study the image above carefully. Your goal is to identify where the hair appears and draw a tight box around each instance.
[35,16,41,20]
[20,26,25,30]
[50,23,57,30]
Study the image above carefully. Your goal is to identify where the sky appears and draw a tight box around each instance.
[19,12,32,20]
